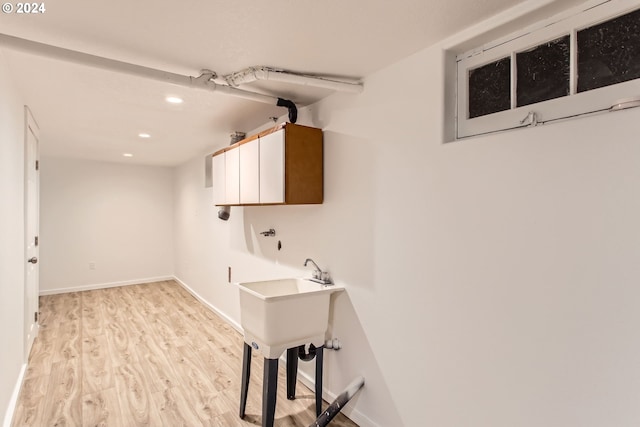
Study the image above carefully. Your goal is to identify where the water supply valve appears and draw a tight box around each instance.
[324,338,341,350]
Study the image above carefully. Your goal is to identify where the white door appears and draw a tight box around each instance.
[24,107,40,356]
[259,130,285,204]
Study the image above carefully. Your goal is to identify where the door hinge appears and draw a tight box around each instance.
[35,236,39,246]
[35,160,39,171]
[34,311,39,322]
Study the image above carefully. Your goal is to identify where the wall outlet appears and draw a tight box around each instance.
[89,262,96,270]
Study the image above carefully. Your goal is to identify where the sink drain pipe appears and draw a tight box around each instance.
[297,343,318,361]
[309,376,365,427]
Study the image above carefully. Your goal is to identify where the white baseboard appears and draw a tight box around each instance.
[39,276,175,295]
[172,276,242,333]
[3,363,26,427]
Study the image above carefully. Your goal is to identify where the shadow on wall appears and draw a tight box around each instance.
[240,130,377,290]
[324,289,404,425]
[237,130,403,425]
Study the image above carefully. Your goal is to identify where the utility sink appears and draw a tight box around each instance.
[238,278,343,358]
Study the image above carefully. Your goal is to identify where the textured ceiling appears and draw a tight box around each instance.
[0,0,530,165]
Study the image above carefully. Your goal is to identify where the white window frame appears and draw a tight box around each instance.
[456,0,640,139]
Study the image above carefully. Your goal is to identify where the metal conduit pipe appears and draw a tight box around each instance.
[0,33,281,105]
[309,376,365,427]
[223,66,364,94]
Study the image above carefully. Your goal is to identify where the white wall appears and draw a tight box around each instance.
[39,157,174,293]
[0,50,26,425]
[173,28,640,427]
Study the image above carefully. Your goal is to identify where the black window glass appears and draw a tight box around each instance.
[516,35,570,107]
[468,57,511,118]
[577,8,640,93]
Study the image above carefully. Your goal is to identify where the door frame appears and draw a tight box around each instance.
[24,106,40,358]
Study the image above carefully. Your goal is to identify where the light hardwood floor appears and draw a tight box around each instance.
[11,280,358,427]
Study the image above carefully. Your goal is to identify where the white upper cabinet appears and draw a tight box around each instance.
[212,151,226,205]
[212,123,322,206]
[239,137,260,204]
[259,130,285,204]
[224,147,240,205]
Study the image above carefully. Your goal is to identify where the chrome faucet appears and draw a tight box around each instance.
[304,258,333,285]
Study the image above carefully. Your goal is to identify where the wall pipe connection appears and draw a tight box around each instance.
[223,66,364,94]
[0,34,289,106]
[309,376,365,427]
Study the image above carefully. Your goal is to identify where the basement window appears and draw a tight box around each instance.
[456,0,640,139]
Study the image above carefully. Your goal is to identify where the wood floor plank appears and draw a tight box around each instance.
[12,280,360,427]
[40,359,82,427]
[133,332,181,393]
[189,343,237,393]
[82,388,122,427]
[113,363,162,426]
[82,289,106,337]
[151,386,206,426]
[9,374,49,427]
[104,321,140,367]
[99,291,120,324]
[42,292,81,326]
[52,320,82,363]
[145,310,189,348]
[164,344,220,409]
[23,326,55,379]
[82,333,114,394]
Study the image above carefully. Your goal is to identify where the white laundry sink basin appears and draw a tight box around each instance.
[238,278,343,358]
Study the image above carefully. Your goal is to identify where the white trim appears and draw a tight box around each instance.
[172,276,242,333]
[454,0,611,60]
[2,363,26,427]
[38,275,174,295]
[455,0,640,139]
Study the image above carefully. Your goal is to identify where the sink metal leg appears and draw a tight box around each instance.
[263,357,279,427]
[286,347,298,400]
[315,346,324,417]
[239,343,252,419]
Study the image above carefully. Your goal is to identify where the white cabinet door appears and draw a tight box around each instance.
[239,138,260,204]
[259,129,285,204]
[212,153,226,205]
[225,147,240,205]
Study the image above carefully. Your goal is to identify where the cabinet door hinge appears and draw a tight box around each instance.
[34,311,39,322]
[35,160,39,171]
[35,236,39,246]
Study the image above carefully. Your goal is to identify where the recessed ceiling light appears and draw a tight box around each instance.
[138,133,151,138]
[165,96,183,104]
[123,153,133,157]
